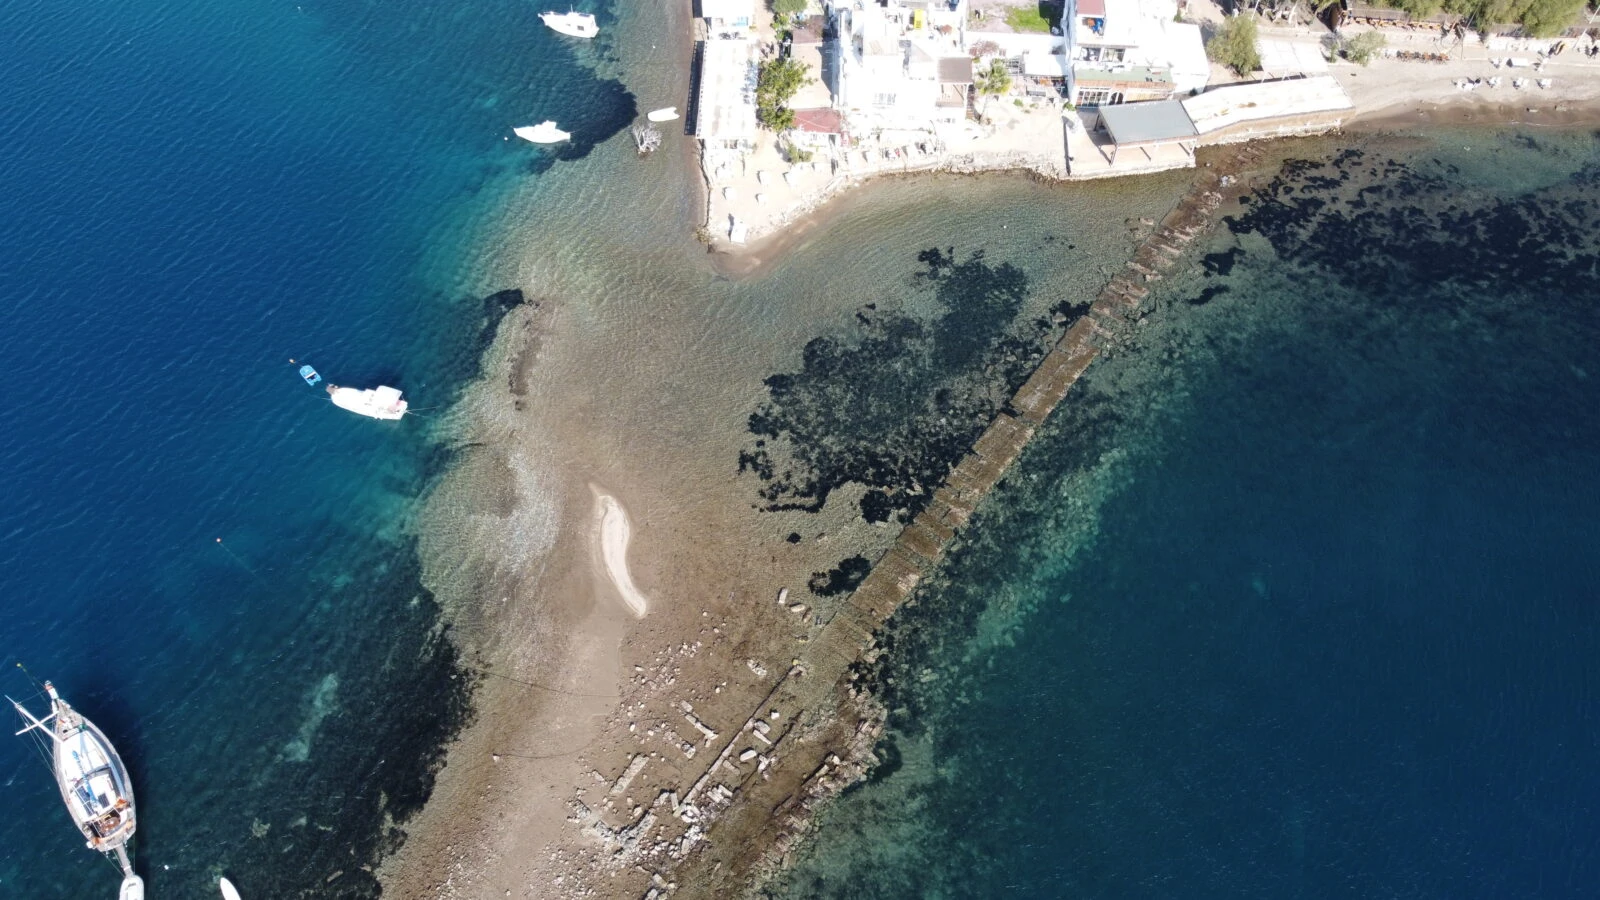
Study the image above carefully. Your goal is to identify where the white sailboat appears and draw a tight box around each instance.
[540,10,598,37]
[10,681,144,900]
[514,121,571,144]
[326,383,408,420]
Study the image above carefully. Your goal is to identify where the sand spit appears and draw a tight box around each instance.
[594,487,650,618]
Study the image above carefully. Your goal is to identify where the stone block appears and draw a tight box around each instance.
[898,521,945,565]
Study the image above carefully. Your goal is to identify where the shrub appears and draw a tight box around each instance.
[969,39,1002,59]
[1342,30,1387,65]
[782,140,815,163]
[1206,14,1261,76]
[771,0,807,17]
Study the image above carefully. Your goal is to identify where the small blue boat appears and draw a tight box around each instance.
[299,364,321,386]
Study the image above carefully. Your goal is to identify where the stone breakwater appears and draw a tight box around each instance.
[586,148,1264,900]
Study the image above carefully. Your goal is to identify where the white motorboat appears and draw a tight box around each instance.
[327,384,408,420]
[728,216,748,244]
[646,107,679,123]
[514,121,571,144]
[220,876,244,900]
[11,681,144,900]
[540,10,598,38]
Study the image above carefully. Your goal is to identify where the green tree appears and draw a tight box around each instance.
[1515,0,1585,36]
[1206,14,1261,76]
[1342,30,1387,64]
[974,59,1013,116]
[771,0,807,18]
[756,57,812,131]
[1394,0,1444,18]
[1361,0,1583,36]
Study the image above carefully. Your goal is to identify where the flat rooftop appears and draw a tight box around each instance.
[696,39,757,141]
[1181,75,1352,136]
[1074,65,1173,84]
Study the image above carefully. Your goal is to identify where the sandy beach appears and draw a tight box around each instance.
[377,5,1600,899]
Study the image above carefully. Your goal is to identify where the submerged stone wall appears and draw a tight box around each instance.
[629,146,1266,900]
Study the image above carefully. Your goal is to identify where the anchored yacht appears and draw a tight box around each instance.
[10,681,144,900]
[327,383,407,420]
[540,10,598,37]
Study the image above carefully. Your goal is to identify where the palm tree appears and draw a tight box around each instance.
[974,59,1012,119]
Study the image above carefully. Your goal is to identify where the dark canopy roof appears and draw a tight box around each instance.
[1098,100,1196,146]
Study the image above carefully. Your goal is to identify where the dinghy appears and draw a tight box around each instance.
[299,364,321,386]
[646,107,680,123]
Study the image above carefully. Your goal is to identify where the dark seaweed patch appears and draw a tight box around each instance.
[1187,284,1231,306]
[740,249,1058,524]
[809,555,873,596]
[1202,247,1245,277]
[1226,147,1600,299]
[190,532,477,900]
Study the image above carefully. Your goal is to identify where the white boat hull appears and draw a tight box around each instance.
[514,122,571,144]
[219,876,243,900]
[39,689,137,854]
[327,385,407,420]
[646,107,679,123]
[11,682,141,892]
[540,11,598,37]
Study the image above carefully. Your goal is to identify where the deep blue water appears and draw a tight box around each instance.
[775,131,1600,897]
[0,0,630,895]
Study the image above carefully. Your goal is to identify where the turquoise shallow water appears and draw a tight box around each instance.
[770,129,1600,898]
[0,0,633,895]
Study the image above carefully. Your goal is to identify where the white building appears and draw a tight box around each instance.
[1065,0,1208,107]
[828,0,974,133]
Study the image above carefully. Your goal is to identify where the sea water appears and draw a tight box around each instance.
[0,0,633,895]
[771,129,1600,898]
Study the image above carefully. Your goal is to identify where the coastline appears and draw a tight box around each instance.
[701,21,1600,265]
[380,5,1600,900]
